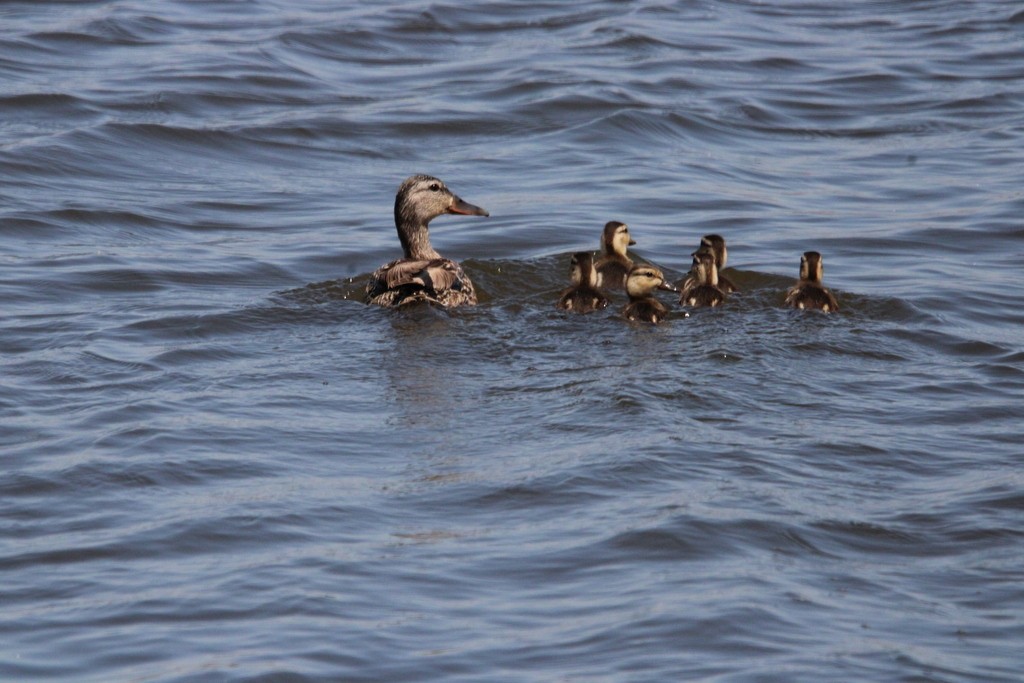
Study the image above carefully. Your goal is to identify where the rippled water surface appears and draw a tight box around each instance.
[2,1,1023,681]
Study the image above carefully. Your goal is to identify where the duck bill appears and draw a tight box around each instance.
[657,282,679,293]
[628,239,637,246]
[448,196,489,217]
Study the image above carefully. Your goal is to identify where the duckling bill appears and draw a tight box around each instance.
[556,251,609,313]
[784,251,839,312]
[623,265,678,324]
[366,174,488,308]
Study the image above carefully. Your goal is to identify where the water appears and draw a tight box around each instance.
[2,1,1023,681]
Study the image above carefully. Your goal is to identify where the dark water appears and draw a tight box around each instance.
[2,1,1023,681]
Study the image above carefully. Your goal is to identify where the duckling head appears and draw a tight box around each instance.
[799,251,824,283]
[626,265,678,297]
[692,250,719,286]
[569,251,600,288]
[602,221,636,257]
[394,174,489,258]
[699,234,729,269]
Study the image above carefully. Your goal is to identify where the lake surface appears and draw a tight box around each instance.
[2,1,1023,681]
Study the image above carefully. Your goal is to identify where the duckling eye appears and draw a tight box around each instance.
[429,183,441,192]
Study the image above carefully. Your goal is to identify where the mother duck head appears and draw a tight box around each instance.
[394,174,490,260]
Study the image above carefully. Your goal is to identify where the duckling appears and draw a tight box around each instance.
[680,251,726,308]
[680,234,738,294]
[366,174,489,308]
[556,251,609,313]
[784,251,840,312]
[623,265,678,324]
[594,221,636,289]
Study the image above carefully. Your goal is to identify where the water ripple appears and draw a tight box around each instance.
[2,0,1023,681]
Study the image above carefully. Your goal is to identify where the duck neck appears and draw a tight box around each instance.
[395,204,441,260]
[606,248,632,268]
[606,243,628,261]
[625,282,647,300]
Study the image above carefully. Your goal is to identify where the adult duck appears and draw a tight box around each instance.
[366,174,489,308]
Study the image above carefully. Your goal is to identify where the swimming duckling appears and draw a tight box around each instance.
[595,221,636,289]
[366,174,489,308]
[623,265,678,324]
[556,251,609,313]
[784,251,840,312]
[680,251,726,308]
[680,234,738,295]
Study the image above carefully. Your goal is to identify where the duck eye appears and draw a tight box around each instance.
[429,183,441,192]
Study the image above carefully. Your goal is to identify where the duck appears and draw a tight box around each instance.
[556,251,609,313]
[784,251,840,312]
[623,264,678,324]
[365,174,489,308]
[594,221,636,289]
[680,234,738,295]
[679,251,726,308]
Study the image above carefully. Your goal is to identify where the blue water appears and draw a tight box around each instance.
[2,1,1023,681]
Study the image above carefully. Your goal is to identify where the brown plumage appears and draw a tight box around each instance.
[680,251,726,308]
[784,251,840,312]
[366,175,489,308]
[594,221,636,290]
[623,265,678,324]
[680,234,738,295]
[556,252,609,313]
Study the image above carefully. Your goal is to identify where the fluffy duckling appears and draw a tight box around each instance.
[623,265,678,324]
[680,234,738,295]
[366,174,489,308]
[698,234,738,293]
[679,251,726,308]
[784,251,840,312]
[595,221,636,289]
[556,251,609,313]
